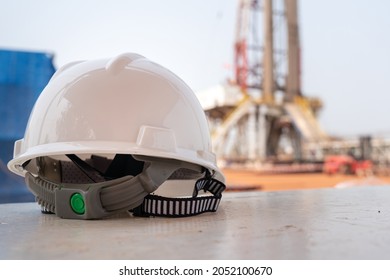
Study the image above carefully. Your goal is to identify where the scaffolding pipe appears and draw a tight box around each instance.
[285,0,301,101]
[263,0,274,104]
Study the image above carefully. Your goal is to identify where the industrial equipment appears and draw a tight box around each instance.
[197,0,327,168]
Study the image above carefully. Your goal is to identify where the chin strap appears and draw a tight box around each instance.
[131,177,226,217]
[24,156,225,219]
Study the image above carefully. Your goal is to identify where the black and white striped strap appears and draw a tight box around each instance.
[132,177,226,217]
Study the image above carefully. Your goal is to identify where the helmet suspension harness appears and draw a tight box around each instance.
[23,154,225,219]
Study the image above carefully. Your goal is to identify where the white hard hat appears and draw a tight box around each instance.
[7,53,225,219]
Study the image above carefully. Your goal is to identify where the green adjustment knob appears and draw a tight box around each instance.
[70,193,85,215]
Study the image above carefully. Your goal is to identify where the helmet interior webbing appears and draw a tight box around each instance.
[22,155,225,219]
[37,154,202,184]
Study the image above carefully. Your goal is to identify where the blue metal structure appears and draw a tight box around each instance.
[0,49,56,203]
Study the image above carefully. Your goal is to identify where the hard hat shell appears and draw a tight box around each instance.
[8,53,223,182]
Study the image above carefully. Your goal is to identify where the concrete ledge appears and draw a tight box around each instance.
[1,186,389,259]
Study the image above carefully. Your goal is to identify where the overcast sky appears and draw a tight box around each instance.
[1,0,389,137]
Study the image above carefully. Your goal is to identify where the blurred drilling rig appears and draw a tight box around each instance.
[198,0,390,172]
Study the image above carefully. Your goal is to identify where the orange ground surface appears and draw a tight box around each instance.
[222,168,390,192]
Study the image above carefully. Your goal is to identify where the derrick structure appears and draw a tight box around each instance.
[198,0,327,166]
